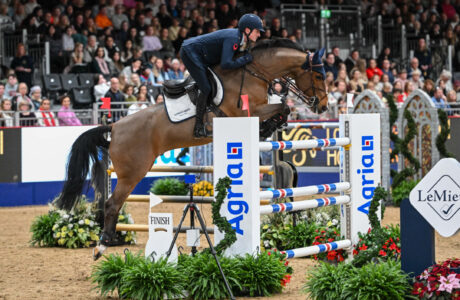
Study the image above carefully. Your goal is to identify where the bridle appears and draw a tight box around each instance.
[245,57,328,110]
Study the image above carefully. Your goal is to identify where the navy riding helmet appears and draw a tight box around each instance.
[238,14,265,33]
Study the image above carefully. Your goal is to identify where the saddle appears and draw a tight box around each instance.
[163,69,220,105]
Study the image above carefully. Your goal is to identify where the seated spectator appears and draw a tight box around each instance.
[381,82,393,103]
[93,74,111,101]
[173,27,188,54]
[112,5,128,30]
[394,68,408,87]
[393,88,404,106]
[62,26,75,56]
[168,18,181,41]
[404,81,415,99]
[381,59,394,83]
[407,57,422,79]
[58,95,82,126]
[67,42,87,73]
[366,59,383,80]
[121,58,142,80]
[423,79,436,97]
[123,85,137,103]
[83,35,99,64]
[95,5,113,29]
[337,69,349,85]
[139,84,155,104]
[152,58,169,86]
[140,67,155,85]
[345,49,359,73]
[29,85,42,110]
[0,83,4,100]
[12,83,34,111]
[127,94,148,115]
[356,58,368,85]
[431,87,449,109]
[128,26,143,48]
[159,28,176,57]
[109,51,124,75]
[268,81,286,104]
[104,77,125,111]
[167,58,184,80]
[4,74,18,100]
[0,99,14,127]
[18,100,37,126]
[348,69,365,95]
[91,46,111,75]
[121,39,134,65]
[436,70,453,93]
[155,94,164,104]
[37,98,59,126]
[116,21,130,49]
[371,74,383,92]
[325,72,335,93]
[446,90,458,106]
[130,73,142,93]
[332,80,347,102]
[409,69,424,89]
[143,26,163,52]
[377,46,394,69]
[324,53,338,80]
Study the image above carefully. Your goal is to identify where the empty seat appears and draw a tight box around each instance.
[71,87,93,109]
[43,74,62,92]
[78,73,95,89]
[60,74,79,91]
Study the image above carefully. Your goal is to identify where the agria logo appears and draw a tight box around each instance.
[357,135,377,215]
[416,175,460,221]
[225,142,248,235]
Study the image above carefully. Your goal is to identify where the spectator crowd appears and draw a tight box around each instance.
[0,0,459,126]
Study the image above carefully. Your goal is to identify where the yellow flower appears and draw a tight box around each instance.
[78,228,85,234]
[58,238,65,245]
[327,221,333,227]
[90,233,99,241]
[263,224,269,230]
[85,241,91,247]
[52,224,58,231]
[61,231,66,237]
[61,226,67,232]
[56,232,61,238]
[68,231,74,237]
[84,219,90,225]
[118,215,125,221]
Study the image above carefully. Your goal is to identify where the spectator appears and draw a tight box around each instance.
[345,49,359,73]
[104,77,125,111]
[14,4,26,28]
[173,27,188,53]
[112,5,128,30]
[29,85,42,110]
[127,94,148,115]
[394,88,404,106]
[325,72,335,93]
[140,67,154,85]
[409,69,424,89]
[0,83,4,100]
[366,59,383,80]
[10,43,34,88]
[105,35,121,59]
[159,28,175,57]
[404,81,415,99]
[58,95,82,126]
[109,51,124,75]
[18,100,37,126]
[91,46,111,75]
[130,73,142,92]
[0,99,14,127]
[116,21,130,48]
[121,39,134,65]
[157,4,172,29]
[414,38,432,79]
[381,82,393,101]
[381,59,395,83]
[121,58,142,80]
[356,59,368,85]
[143,25,163,52]
[155,93,164,104]
[436,69,453,93]
[324,53,338,80]
[62,26,75,55]
[331,46,343,68]
[127,47,145,66]
[431,87,449,109]
[394,68,408,87]
[407,57,422,79]
[268,81,286,104]
[93,74,111,101]
[12,83,34,111]
[446,90,458,106]
[4,74,18,100]
[270,17,282,37]
[37,98,59,127]
[169,18,181,41]
[67,42,86,73]
[336,68,349,85]
[95,5,113,29]
[139,84,155,104]
[372,74,383,92]
[152,58,169,86]
[167,58,184,80]
[332,80,347,102]
[123,84,137,103]
[348,69,365,95]
[83,35,99,64]
[423,79,436,97]
[377,46,394,69]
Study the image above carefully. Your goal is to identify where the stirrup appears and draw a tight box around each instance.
[194,123,208,138]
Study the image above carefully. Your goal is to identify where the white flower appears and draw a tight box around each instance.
[89,221,94,227]
[128,216,134,224]
[68,224,73,229]
[331,219,338,225]
[62,214,69,220]
[78,220,84,225]
[121,231,127,235]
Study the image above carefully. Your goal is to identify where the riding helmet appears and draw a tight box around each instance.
[238,14,265,33]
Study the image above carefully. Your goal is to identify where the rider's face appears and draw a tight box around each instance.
[247,29,260,42]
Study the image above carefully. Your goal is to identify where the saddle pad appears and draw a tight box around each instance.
[164,69,224,123]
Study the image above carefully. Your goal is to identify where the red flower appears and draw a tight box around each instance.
[412,282,428,297]
[327,250,337,261]
[359,244,368,251]
[353,249,359,255]
[382,245,388,250]
[379,250,387,257]
[389,243,398,251]
[284,261,289,266]
[328,238,334,242]
[267,252,271,256]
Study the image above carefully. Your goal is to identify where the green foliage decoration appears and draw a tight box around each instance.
[436,109,455,158]
[30,211,60,247]
[149,177,188,195]
[391,179,419,207]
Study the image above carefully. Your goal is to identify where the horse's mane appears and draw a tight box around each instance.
[251,38,304,53]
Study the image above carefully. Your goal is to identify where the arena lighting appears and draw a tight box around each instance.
[321,9,331,18]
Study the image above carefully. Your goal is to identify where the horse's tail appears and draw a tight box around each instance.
[55,125,112,211]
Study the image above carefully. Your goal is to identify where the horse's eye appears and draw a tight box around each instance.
[316,76,322,80]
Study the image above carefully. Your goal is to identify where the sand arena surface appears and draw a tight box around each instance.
[0,203,459,300]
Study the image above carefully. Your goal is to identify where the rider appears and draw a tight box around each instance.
[179,13,264,138]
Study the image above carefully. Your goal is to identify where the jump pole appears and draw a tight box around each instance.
[213,114,381,257]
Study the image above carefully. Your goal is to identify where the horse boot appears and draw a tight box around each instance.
[193,93,208,138]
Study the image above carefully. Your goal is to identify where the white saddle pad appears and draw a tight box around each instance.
[164,69,224,123]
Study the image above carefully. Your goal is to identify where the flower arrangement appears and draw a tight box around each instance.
[193,180,214,196]
[267,248,294,286]
[311,226,347,263]
[30,196,136,248]
[412,258,460,299]
[352,225,401,267]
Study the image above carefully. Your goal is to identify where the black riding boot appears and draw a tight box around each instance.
[193,93,208,138]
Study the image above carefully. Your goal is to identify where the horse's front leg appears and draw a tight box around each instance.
[252,103,290,139]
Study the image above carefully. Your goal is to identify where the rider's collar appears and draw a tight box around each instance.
[239,31,244,46]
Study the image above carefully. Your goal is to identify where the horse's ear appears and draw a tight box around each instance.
[301,52,311,70]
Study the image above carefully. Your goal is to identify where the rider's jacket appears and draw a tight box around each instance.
[181,28,252,69]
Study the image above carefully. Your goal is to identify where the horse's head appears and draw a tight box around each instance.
[295,48,328,114]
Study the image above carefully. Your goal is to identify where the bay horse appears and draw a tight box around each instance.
[55,39,328,259]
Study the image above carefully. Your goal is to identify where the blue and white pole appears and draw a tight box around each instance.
[259,195,350,215]
[259,137,350,152]
[281,239,352,259]
[259,182,350,200]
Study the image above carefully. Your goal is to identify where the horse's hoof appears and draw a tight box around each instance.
[93,244,107,261]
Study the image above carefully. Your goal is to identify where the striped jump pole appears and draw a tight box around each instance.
[125,195,272,205]
[284,122,339,129]
[259,137,350,152]
[281,239,352,259]
[259,195,350,215]
[116,223,214,233]
[108,165,274,174]
[259,182,350,200]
